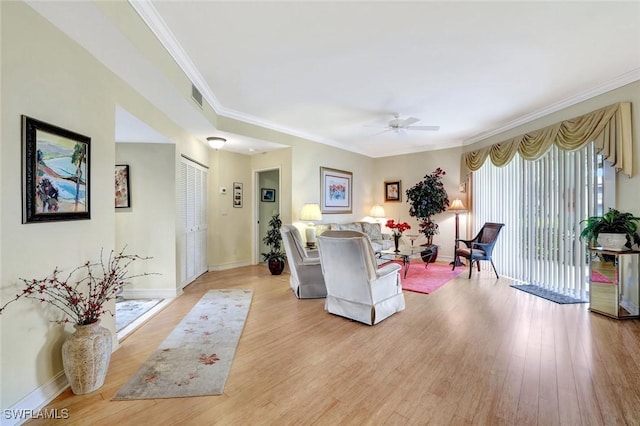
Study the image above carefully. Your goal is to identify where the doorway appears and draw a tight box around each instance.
[255,168,280,263]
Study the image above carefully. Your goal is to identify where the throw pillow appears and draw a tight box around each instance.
[361,222,383,240]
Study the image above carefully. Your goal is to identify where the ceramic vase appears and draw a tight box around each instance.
[61,320,112,394]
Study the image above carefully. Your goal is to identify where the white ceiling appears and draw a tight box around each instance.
[30,1,640,157]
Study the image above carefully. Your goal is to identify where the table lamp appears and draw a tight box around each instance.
[449,198,466,267]
[370,205,386,222]
[300,203,322,248]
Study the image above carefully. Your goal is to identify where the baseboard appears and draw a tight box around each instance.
[116,298,175,341]
[1,372,68,426]
[120,288,181,299]
[208,260,252,271]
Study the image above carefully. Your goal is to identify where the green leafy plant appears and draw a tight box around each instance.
[580,208,640,249]
[405,168,450,241]
[261,214,286,263]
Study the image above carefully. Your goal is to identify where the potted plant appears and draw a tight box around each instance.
[580,208,640,250]
[0,248,153,394]
[262,213,286,275]
[405,168,450,261]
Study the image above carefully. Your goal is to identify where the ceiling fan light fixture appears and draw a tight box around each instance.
[206,136,226,150]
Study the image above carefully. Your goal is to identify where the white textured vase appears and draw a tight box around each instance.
[62,320,112,394]
[597,233,628,250]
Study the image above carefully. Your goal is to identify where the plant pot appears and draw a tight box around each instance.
[597,233,628,250]
[268,259,285,275]
[61,320,112,394]
[420,245,439,263]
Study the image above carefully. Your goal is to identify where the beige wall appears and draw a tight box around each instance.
[0,2,207,410]
[115,143,177,294]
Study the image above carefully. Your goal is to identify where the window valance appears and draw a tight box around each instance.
[461,102,633,181]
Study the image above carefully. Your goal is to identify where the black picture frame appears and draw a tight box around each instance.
[115,165,131,208]
[385,180,401,202]
[22,115,91,223]
[261,188,276,202]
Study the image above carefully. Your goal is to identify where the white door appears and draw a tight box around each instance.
[180,157,208,287]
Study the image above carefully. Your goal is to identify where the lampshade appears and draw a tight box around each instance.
[300,203,322,221]
[449,198,466,211]
[370,205,386,218]
[206,136,226,150]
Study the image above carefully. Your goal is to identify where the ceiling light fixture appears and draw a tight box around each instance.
[206,136,226,150]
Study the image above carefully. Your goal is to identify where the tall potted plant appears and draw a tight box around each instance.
[405,168,450,261]
[262,213,286,275]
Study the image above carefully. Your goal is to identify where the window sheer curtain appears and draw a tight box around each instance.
[473,144,599,299]
[464,102,632,297]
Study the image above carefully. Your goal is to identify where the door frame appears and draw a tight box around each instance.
[253,167,281,264]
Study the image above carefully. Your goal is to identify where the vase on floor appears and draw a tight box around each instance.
[62,320,112,394]
[393,234,400,253]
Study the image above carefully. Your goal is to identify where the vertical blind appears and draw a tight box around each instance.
[473,143,601,299]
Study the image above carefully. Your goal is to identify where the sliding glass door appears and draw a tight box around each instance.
[472,143,607,299]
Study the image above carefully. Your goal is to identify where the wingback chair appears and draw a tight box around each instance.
[280,225,327,299]
[317,230,405,325]
[454,222,505,279]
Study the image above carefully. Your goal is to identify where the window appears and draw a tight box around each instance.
[473,142,612,299]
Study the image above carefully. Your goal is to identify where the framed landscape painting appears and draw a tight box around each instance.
[115,165,130,208]
[320,167,352,214]
[22,115,90,223]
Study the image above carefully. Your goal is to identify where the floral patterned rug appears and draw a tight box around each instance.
[113,289,253,399]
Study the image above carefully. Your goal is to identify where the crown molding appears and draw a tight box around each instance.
[128,0,340,148]
[463,68,640,146]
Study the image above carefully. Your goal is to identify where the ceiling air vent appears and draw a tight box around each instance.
[191,84,203,109]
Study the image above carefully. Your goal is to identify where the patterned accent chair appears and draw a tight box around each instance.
[454,222,505,279]
[280,225,327,299]
[317,230,405,325]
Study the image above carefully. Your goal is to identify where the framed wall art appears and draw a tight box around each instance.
[384,180,401,202]
[115,165,130,208]
[261,188,276,202]
[22,115,91,223]
[320,166,352,214]
[233,182,243,208]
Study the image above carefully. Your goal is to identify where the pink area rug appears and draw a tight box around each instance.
[399,262,463,294]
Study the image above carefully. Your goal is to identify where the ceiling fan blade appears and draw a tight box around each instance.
[406,125,441,131]
[400,117,420,127]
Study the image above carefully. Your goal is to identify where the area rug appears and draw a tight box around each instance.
[115,299,162,332]
[510,284,588,304]
[113,289,253,400]
[400,263,463,294]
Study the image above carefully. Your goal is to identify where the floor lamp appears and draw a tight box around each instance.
[449,198,466,267]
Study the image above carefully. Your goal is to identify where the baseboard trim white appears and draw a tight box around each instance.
[208,260,252,271]
[120,288,180,299]
[2,372,68,426]
[116,298,175,341]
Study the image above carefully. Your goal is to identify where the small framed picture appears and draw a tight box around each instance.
[261,188,276,202]
[22,115,91,223]
[385,180,401,202]
[233,182,243,208]
[115,165,130,208]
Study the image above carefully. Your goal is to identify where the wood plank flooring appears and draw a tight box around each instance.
[28,264,640,425]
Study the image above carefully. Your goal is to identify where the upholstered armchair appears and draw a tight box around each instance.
[454,222,505,279]
[317,230,405,325]
[280,225,327,299]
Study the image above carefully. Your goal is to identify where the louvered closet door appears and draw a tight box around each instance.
[180,158,208,287]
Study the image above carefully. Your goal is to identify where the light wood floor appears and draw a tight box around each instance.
[29,264,640,425]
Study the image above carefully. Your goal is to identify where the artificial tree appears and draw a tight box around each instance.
[405,167,450,245]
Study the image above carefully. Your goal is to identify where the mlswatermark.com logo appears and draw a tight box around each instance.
[4,409,70,420]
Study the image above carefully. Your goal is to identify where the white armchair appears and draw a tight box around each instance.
[317,230,405,325]
[280,225,327,299]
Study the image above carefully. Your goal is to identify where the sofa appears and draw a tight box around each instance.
[316,222,393,252]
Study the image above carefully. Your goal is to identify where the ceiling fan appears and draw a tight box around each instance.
[375,114,440,134]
